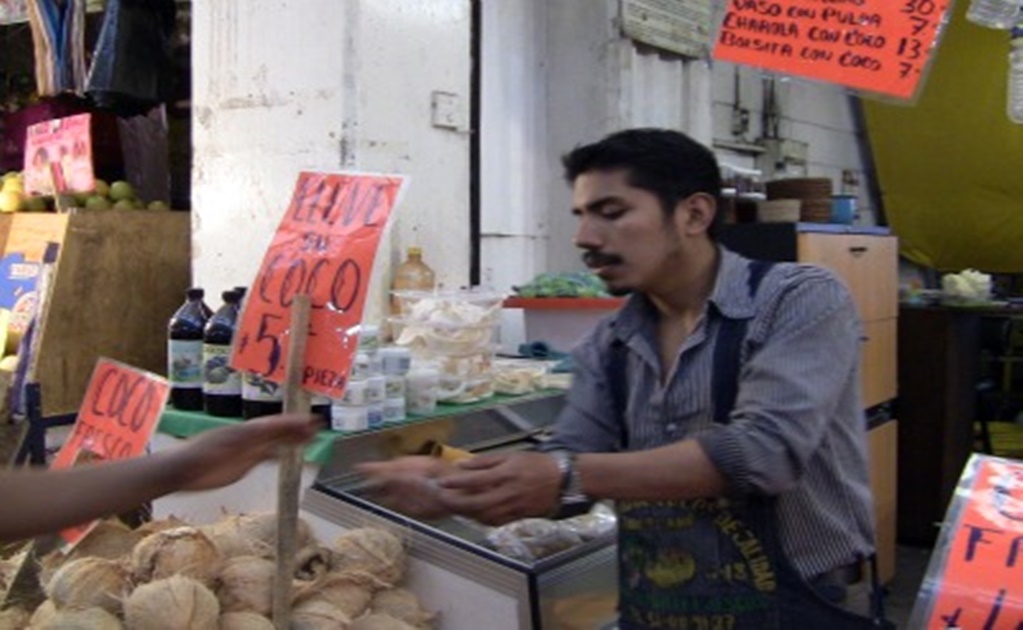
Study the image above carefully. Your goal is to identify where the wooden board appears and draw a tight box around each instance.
[32,211,190,416]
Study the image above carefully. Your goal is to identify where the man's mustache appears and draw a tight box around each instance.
[582,251,623,268]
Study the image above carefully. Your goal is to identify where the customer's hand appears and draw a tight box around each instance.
[356,456,456,520]
[173,413,322,491]
[438,452,561,526]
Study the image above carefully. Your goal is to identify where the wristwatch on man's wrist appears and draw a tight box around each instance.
[548,450,588,504]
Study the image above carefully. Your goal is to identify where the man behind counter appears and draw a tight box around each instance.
[360,128,890,628]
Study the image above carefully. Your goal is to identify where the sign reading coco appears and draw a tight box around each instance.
[50,358,169,546]
[232,172,405,399]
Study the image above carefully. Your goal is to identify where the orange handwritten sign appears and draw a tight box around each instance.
[50,359,170,546]
[23,113,95,195]
[231,172,405,399]
[915,455,1023,628]
[713,0,952,101]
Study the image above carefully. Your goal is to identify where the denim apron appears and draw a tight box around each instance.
[607,261,890,629]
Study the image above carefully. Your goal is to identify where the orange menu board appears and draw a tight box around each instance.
[232,172,405,399]
[713,0,952,100]
[50,359,169,547]
[22,113,95,195]
[914,454,1023,627]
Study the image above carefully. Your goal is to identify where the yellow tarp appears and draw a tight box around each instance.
[863,1,1023,273]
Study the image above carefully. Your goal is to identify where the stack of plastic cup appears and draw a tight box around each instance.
[379,346,411,423]
[330,323,386,432]
[405,364,440,416]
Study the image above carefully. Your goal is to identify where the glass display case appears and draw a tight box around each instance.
[303,391,619,630]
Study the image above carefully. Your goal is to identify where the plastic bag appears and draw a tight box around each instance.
[85,0,176,117]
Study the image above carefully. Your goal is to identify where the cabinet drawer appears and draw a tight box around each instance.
[798,234,898,321]
[861,319,897,408]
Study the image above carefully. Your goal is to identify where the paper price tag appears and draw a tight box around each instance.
[22,113,95,195]
[231,172,406,399]
[50,358,169,546]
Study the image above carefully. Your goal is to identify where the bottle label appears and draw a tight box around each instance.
[203,344,241,395]
[168,340,203,388]
[243,372,283,402]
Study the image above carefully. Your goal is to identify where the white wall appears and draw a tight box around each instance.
[711,62,876,224]
[191,0,471,323]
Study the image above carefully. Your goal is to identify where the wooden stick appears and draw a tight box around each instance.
[272,295,312,630]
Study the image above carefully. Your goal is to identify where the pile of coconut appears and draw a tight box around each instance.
[0,513,437,629]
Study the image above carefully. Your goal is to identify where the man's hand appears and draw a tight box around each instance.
[356,456,455,520]
[173,413,322,491]
[437,452,561,526]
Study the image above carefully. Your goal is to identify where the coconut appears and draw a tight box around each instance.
[294,544,334,581]
[35,606,123,629]
[293,572,374,619]
[350,613,419,630]
[201,513,313,559]
[332,529,405,585]
[124,575,219,630]
[291,597,352,630]
[134,516,189,537]
[38,519,141,587]
[0,606,30,628]
[28,599,57,627]
[219,611,275,629]
[216,555,275,616]
[371,588,435,628]
[45,557,132,615]
[130,526,221,585]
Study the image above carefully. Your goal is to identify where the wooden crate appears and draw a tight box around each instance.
[3,211,190,417]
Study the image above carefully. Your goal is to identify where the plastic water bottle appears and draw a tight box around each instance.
[1010,22,1023,123]
[967,0,1021,29]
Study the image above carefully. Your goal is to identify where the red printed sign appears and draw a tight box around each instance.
[918,455,1023,627]
[713,0,951,100]
[22,113,95,195]
[50,359,170,546]
[231,172,405,399]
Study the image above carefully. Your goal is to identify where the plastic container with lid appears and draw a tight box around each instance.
[967,0,1020,29]
[1010,20,1023,123]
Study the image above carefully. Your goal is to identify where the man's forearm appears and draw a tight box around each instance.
[576,439,727,501]
[0,451,187,542]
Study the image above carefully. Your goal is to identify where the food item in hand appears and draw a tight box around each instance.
[131,526,222,585]
[371,588,436,628]
[215,555,275,616]
[45,557,132,615]
[219,611,275,629]
[332,528,406,586]
[124,575,220,630]
[351,613,420,630]
[36,606,123,629]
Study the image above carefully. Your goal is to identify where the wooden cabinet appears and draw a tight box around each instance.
[720,223,899,583]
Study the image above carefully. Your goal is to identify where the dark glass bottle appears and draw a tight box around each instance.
[203,290,242,417]
[311,394,331,425]
[167,288,209,411]
[242,373,283,419]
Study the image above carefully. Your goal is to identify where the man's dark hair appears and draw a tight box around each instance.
[561,128,724,239]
